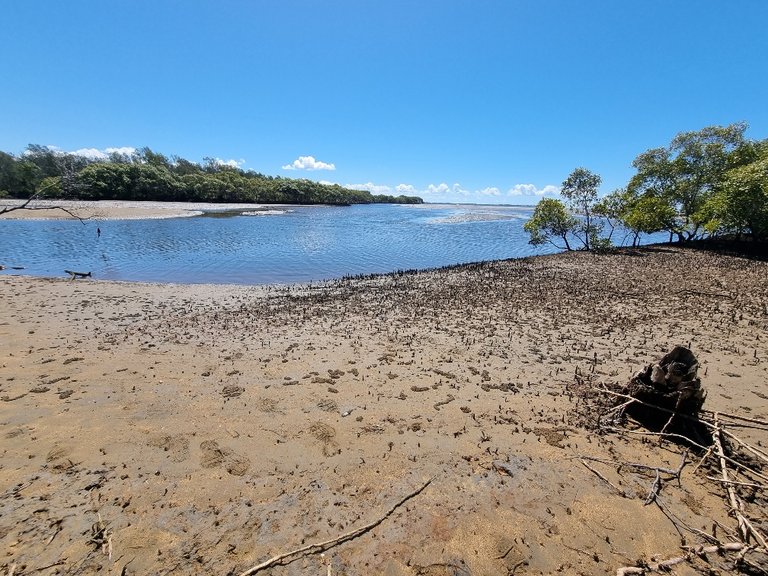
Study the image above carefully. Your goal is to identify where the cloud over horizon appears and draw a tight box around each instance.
[71,146,137,160]
[346,181,559,204]
[282,155,336,171]
[214,158,246,168]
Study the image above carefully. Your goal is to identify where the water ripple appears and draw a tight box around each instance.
[0,203,632,285]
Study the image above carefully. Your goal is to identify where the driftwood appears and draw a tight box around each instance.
[65,270,92,280]
[620,346,710,446]
[616,542,749,575]
[579,346,768,575]
[713,414,768,549]
[237,478,432,576]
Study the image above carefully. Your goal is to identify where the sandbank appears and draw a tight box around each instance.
[0,199,292,220]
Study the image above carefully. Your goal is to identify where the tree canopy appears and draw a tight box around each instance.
[0,146,423,206]
[526,123,767,251]
[523,197,578,251]
[523,168,603,251]
[626,123,749,241]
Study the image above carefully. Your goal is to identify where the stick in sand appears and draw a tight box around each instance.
[237,478,432,576]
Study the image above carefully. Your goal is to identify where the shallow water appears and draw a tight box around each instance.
[0,204,646,285]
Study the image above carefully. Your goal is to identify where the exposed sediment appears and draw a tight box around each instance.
[1,246,767,575]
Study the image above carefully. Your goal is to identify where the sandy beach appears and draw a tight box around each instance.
[2,244,768,575]
[0,199,287,220]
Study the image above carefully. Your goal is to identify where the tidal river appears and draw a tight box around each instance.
[0,203,641,285]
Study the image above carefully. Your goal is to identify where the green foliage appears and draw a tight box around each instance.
[0,145,423,206]
[628,123,747,241]
[37,176,63,197]
[560,167,603,250]
[527,168,605,251]
[704,144,768,240]
[623,194,678,244]
[524,198,578,251]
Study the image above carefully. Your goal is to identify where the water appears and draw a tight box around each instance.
[0,204,652,285]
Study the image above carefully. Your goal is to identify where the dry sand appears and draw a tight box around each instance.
[2,246,768,575]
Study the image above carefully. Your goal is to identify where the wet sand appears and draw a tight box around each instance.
[1,246,767,575]
[0,199,286,220]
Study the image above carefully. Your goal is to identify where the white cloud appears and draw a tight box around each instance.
[72,146,136,160]
[105,147,136,157]
[341,181,560,204]
[214,158,246,168]
[507,184,560,197]
[282,155,336,171]
[347,182,395,195]
[420,183,470,197]
[72,148,108,160]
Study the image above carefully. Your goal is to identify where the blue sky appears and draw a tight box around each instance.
[3,1,767,205]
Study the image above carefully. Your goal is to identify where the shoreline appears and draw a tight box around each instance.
[0,199,541,222]
[2,246,767,575]
[0,199,302,221]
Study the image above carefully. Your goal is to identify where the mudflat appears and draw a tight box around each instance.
[1,246,767,575]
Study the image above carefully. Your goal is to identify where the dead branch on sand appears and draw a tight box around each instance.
[0,194,88,223]
[573,346,768,575]
[615,542,759,575]
[579,458,628,498]
[713,413,768,549]
[236,478,432,576]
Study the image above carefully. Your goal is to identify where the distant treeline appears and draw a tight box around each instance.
[0,145,423,206]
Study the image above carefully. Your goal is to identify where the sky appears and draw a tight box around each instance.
[2,1,768,205]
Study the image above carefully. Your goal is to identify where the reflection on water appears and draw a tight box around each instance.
[0,204,649,285]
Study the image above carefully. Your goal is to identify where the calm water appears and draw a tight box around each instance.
[0,204,642,285]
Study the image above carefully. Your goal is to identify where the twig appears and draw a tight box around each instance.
[657,391,686,439]
[580,459,627,497]
[593,388,716,430]
[713,413,767,548]
[706,476,764,490]
[657,493,725,545]
[616,542,747,575]
[653,496,687,543]
[644,451,686,506]
[577,455,684,478]
[721,428,768,466]
[237,478,432,576]
[599,399,636,425]
[702,410,768,428]
[672,450,687,485]
[30,561,67,573]
[0,194,88,223]
[691,446,714,475]
[644,471,661,506]
[741,515,768,550]
[604,426,708,455]
[600,426,768,483]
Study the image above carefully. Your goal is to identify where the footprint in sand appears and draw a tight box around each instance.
[309,421,339,457]
[199,439,250,476]
[148,434,190,462]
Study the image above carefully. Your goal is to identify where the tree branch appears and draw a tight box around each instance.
[237,478,432,576]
